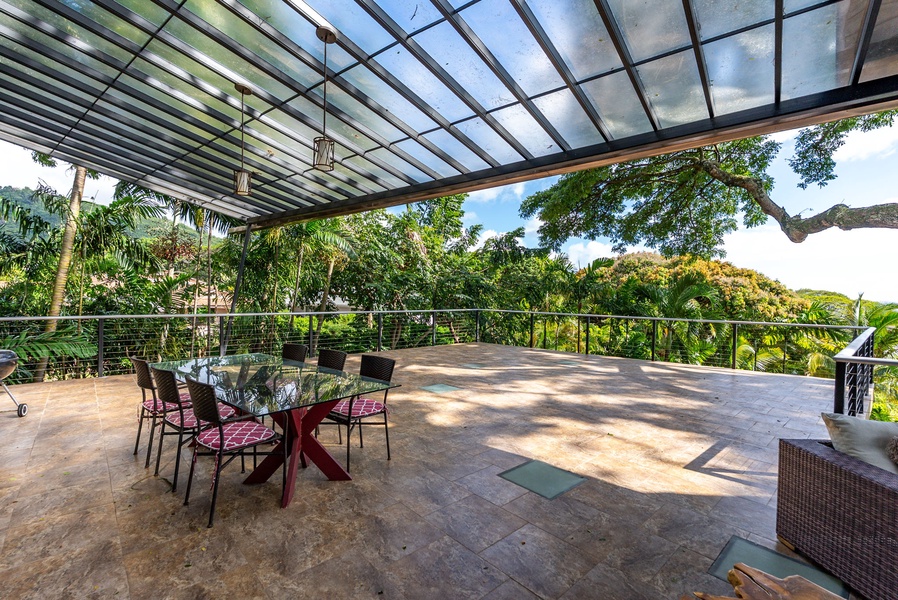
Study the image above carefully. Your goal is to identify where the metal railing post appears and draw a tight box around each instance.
[529,312,535,348]
[475,310,481,343]
[585,316,590,355]
[731,324,738,369]
[308,314,314,356]
[218,316,226,356]
[97,318,105,377]
[377,312,383,352]
[432,311,437,346]
[651,320,658,361]
[834,361,846,414]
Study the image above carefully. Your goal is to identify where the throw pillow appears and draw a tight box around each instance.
[888,436,898,467]
[821,412,898,475]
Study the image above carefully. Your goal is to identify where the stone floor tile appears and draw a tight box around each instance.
[480,524,594,599]
[560,562,654,600]
[424,493,527,553]
[456,463,529,506]
[382,536,508,600]
[481,579,541,600]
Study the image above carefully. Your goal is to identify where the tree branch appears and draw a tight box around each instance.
[699,159,898,243]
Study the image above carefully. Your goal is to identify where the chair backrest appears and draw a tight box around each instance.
[282,342,309,363]
[150,366,185,406]
[317,348,348,371]
[185,377,222,425]
[130,356,154,391]
[360,354,395,383]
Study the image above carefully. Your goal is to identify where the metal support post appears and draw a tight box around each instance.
[529,313,535,348]
[223,226,252,355]
[432,311,437,346]
[833,361,846,414]
[475,310,481,343]
[651,320,658,362]
[731,324,738,369]
[585,316,590,355]
[97,318,105,376]
[377,312,383,352]
[309,314,314,356]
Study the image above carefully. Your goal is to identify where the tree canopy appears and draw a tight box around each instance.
[521,111,898,259]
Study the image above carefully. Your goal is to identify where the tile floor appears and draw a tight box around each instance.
[0,343,840,599]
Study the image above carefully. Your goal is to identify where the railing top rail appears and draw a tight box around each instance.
[0,308,866,332]
[483,309,868,331]
[834,355,898,367]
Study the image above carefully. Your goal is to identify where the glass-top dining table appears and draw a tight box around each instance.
[151,353,398,507]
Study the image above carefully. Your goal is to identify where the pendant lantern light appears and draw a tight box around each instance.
[313,26,337,171]
[233,83,253,195]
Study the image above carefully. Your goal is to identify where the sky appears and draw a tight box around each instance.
[2,122,898,302]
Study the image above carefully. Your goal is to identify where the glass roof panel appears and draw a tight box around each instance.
[531,89,603,148]
[323,164,386,195]
[99,88,213,142]
[366,147,430,183]
[457,0,566,97]
[182,0,321,90]
[605,0,692,62]
[781,1,864,100]
[1,17,123,79]
[691,0,775,41]
[454,117,525,164]
[372,44,474,123]
[116,71,232,135]
[376,0,444,33]
[860,0,898,83]
[343,155,406,189]
[280,95,379,152]
[5,0,150,54]
[490,103,557,157]
[395,138,459,178]
[339,64,437,133]
[784,0,825,12]
[0,38,108,97]
[301,0,396,56]
[526,0,623,80]
[705,24,775,114]
[236,0,356,71]
[636,50,709,128]
[579,71,653,139]
[322,86,406,143]
[421,128,490,173]
[412,21,515,110]
[111,0,170,27]
[160,20,298,103]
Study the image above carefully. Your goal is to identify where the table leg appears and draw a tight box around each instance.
[300,402,351,481]
[242,400,350,508]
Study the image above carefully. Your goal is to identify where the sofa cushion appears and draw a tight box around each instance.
[822,412,898,475]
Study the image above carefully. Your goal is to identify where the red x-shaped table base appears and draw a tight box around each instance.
[243,399,350,507]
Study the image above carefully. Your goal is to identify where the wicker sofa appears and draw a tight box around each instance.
[777,438,898,600]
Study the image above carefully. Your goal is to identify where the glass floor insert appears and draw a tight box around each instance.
[498,460,586,499]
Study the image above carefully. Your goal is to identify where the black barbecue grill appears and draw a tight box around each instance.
[0,350,27,417]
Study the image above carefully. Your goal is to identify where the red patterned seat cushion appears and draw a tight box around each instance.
[331,398,386,418]
[165,403,237,429]
[196,420,276,451]
[143,392,192,414]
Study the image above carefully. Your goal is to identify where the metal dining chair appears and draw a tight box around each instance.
[130,356,190,468]
[150,366,236,492]
[322,354,395,472]
[182,376,285,528]
[316,348,347,371]
[282,342,309,363]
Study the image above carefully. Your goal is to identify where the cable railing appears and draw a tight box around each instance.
[0,310,872,411]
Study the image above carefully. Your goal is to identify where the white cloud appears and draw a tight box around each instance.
[466,180,530,204]
[834,126,898,162]
[564,240,616,269]
[723,224,898,302]
[466,187,502,203]
[461,210,478,224]
[0,140,117,204]
[769,129,798,144]
[473,229,499,250]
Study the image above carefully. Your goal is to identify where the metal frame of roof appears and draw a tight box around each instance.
[1,0,896,231]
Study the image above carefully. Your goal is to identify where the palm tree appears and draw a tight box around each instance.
[284,219,352,328]
[634,273,719,364]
